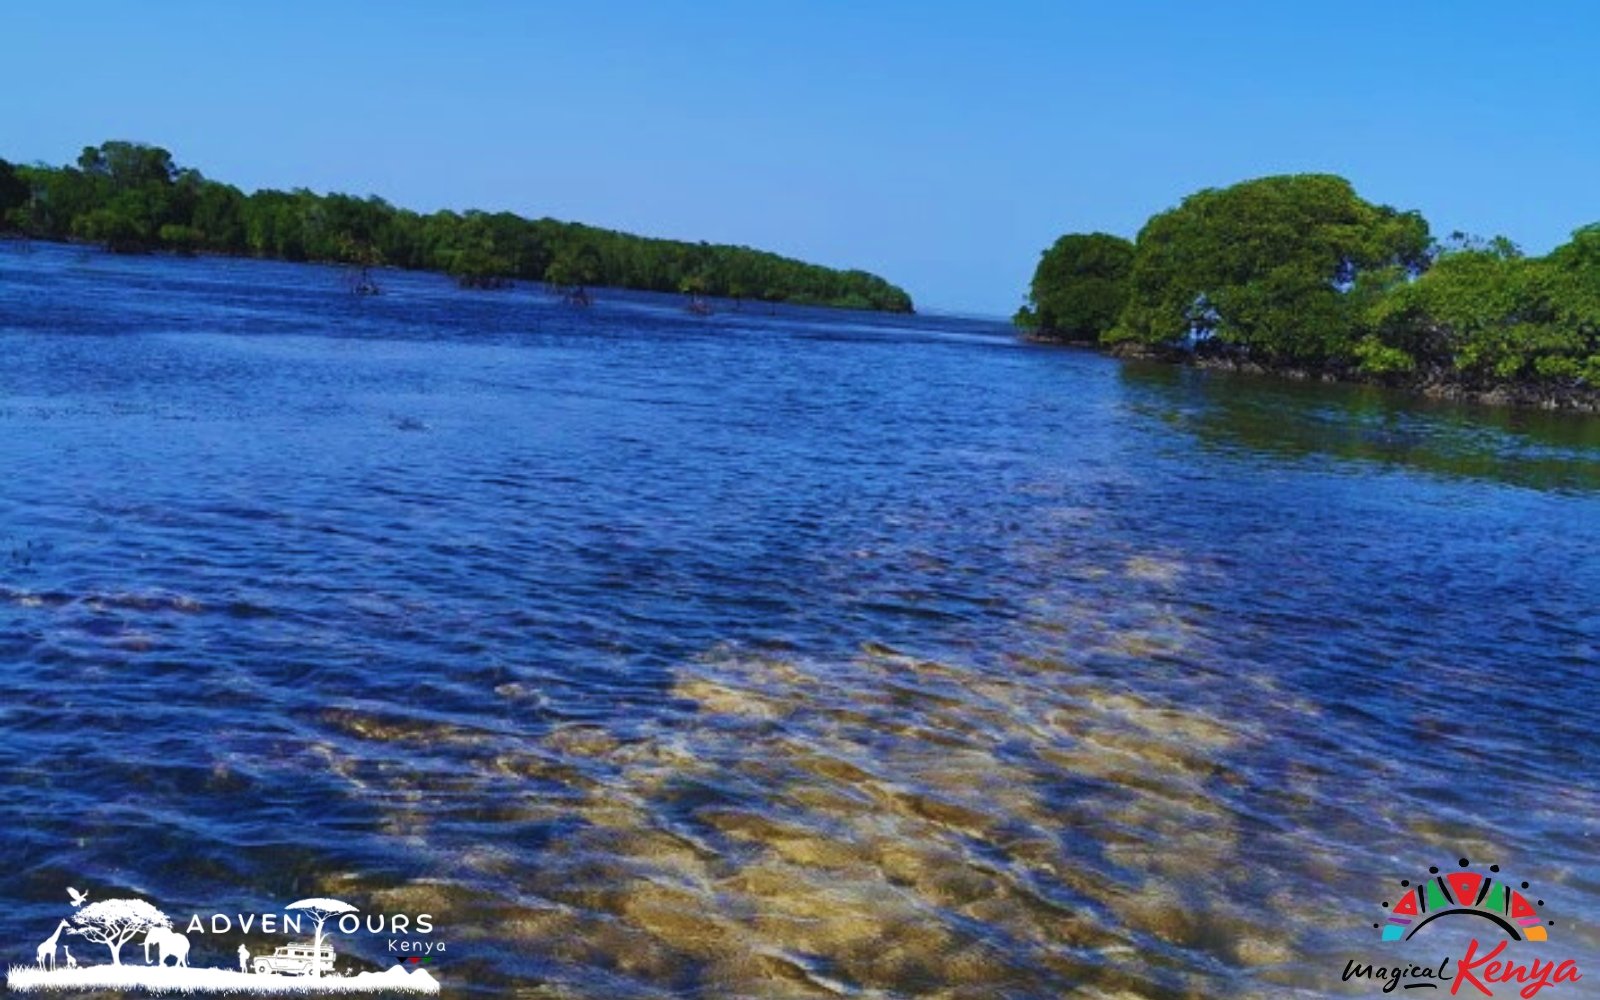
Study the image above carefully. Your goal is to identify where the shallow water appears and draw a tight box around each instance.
[2,241,1597,997]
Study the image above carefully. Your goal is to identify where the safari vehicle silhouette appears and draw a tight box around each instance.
[252,941,336,976]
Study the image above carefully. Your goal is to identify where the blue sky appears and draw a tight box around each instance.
[4,1,1598,314]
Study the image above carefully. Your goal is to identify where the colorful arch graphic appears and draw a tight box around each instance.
[1378,860,1551,943]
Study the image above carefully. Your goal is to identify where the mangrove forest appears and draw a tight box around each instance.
[1016,174,1600,408]
[0,141,913,312]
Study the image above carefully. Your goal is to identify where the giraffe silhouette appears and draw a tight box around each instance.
[35,919,69,970]
[64,944,77,969]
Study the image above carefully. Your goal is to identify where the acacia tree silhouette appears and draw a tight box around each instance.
[284,898,358,978]
[69,899,170,966]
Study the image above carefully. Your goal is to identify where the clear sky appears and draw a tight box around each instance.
[4,1,1598,315]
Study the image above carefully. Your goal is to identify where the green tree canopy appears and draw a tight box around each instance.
[77,141,177,190]
[1021,177,1600,396]
[1110,174,1431,364]
[5,139,914,313]
[1020,232,1134,341]
[0,158,28,220]
[1361,226,1600,384]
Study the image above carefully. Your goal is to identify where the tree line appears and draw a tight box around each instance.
[0,141,913,312]
[1016,174,1600,400]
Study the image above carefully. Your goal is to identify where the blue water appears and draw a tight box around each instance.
[2,241,1598,997]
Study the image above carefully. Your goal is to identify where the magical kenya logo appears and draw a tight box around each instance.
[1343,858,1582,998]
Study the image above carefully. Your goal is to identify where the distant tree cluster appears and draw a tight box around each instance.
[0,141,914,312]
[1019,174,1600,392]
[1012,232,1134,341]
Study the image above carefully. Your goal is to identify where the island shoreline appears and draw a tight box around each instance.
[1023,332,1600,413]
[0,234,912,316]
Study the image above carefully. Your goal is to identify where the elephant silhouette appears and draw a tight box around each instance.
[143,926,191,967]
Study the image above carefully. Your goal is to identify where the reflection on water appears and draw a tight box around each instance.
[2,241,1598,997]
[1120,361,1600,492]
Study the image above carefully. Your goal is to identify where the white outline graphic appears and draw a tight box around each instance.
[7,890,440,994]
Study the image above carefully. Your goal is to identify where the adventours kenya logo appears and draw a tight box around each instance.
[6,887,442,994]
[1343,858,1582,998]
